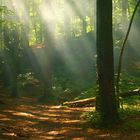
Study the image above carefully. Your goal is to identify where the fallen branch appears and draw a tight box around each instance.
[63,97,96,107]
[63,88,140,107]
[119,88,140,97]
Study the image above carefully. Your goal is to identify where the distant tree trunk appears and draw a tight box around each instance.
[43,32,54,99]
[10,26,20,98]
[122,0,128,34]
[10,75,18,97]
[0,1,3,48]
[96,0,119,125]
[31,46,53,100]
[82,18,87,35]
[3,25,19,97]
[122,0,127,18]
[40,0,55,100]
[32,0,37,43]
[64,1,71,39]
[81,1,88,35]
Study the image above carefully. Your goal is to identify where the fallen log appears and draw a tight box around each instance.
[63,88,140,107]
[119,88,140,97]
[63,97,96,107]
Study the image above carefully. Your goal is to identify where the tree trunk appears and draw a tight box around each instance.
[40,0,55,99]
[64,1,72,39]
[96,0,119,125]
[10,78,18,98]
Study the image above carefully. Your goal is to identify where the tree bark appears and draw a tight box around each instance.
[96,0,119,125]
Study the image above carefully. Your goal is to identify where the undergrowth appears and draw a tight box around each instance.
[82,96,140,130]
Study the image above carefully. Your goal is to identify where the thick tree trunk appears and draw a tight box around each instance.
[96,0,119,125]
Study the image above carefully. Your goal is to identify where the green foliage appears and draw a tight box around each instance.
[81,111,101,128]
[125,120,140,130]
[17,72,37,88]
[119,107,140,130]
[119,108,140,120]
[74,87,96,100]
[82,110,121,129]
[119,72,140,92]
[0,6,14,14]
[53,86,80,103]
[82,105,140,129]
[82,85,140,129]
[119,90,140,130]
[122,95,140,106]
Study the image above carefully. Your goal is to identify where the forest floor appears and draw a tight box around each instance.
[0,91,140,140]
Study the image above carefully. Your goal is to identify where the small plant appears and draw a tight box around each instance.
[119,72,140,92]
[75,87,97,100]
[119,107,140,120]
[119,107,140,130]
[125,120,140,130]
[81,111,101,128]
[18,72,40,88]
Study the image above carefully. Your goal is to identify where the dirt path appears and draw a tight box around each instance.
[0,93,140,140]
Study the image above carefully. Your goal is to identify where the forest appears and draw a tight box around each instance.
[0,0,140,139]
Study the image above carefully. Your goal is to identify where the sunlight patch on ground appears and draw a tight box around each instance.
[72,138,85,140]
[12,112,35,117]
[98,133,112,138]
[37,135,65,140]
[62,127,82,131]
[41,113,60,117]
[2,132,17,137]
[0,117,11,121]
[60,119,81,124]
[47,130,67,135]
[11,111,50,121]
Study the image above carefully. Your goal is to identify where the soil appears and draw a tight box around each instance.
[0,91,140,140]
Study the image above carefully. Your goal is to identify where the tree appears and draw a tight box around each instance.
[38,0,55,100]
[116,0,140,93]
[96,0,119,126]
[3,11,22,97]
